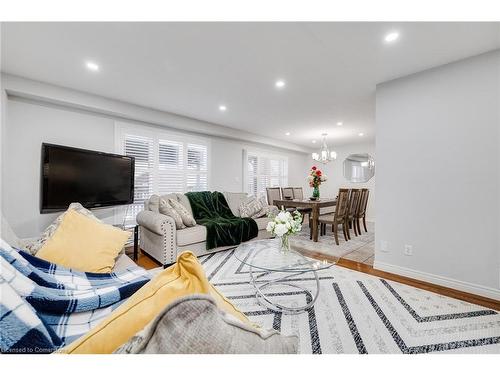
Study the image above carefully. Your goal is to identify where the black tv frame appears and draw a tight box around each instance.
[40,143,135,213]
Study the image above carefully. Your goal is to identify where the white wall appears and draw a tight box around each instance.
[3,98,117,237]
[375,50,500,298]
[2,95,309,238]
[315,142,375,221]
[210,138,308,194]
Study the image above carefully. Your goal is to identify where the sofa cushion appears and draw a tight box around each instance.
[223,192,248,216]
[159,199,185,229]
[115,294,298,354]
[252,204,279,219]
[177,194,194,217]
[148,195,161,212]
[176,225,207,246]
[239,196,265,218]
[36,210,130,273]
[158,193,194,217]
[168,198,196,227]
[113,253,140,273]
[60,252,249,354]
[253,217,270,231]
[24,202,103,256]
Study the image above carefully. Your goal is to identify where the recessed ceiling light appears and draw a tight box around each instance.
[384,32,400,43]
[337,122,343,126]
[312,140,317,144]
[285,132,291,136]
[358,132,364,137]
[275,80,286,88]
[219,105,227,112]
[85,61,100,72]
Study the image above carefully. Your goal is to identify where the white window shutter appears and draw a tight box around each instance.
[158,139,184,194]
[246,151,288,198]
[186,143,208,192]
[123,134,154,222]
[117,124,209,224]
[247,155,258,197]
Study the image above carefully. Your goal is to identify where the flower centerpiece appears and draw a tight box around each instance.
[308,166,327,199]
[266,210,302,253]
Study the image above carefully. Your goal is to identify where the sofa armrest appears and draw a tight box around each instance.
[137,211,176,236]
[137,211,177,265]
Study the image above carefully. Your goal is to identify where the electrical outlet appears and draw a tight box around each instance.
[380,240,389,252]
[404,245,413,256]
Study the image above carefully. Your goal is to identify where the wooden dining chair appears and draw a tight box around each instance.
[354,188,369,234]
[266,187,282,207]
[318,188,350,245]
[346,189,361,239]
[281,187,294,199]
[280,187,301,214]
[292,187,304,200]
[290,187,312,224]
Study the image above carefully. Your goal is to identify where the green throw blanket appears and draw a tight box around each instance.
[185,191,259,250]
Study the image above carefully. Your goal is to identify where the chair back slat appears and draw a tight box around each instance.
[356,188,369,216]
[266,187,282,206]
[292,187,304,200]
[348,189,361,217]
[334,188,350,221]
[281,187,294,200]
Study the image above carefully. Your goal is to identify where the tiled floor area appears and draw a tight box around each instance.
[291,221,375,266]
[341,240,374,265]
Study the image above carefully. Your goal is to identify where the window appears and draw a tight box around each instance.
[245,150,288,197]
[123,134,154,222]
[116,123,209,223]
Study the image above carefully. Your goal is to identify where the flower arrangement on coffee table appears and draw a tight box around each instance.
[307,166,327,199]
[266,210,302,253]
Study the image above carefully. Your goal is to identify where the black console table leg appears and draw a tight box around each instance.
[133,225,139,261]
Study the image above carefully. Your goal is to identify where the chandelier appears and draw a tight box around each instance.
[312,133,337,164]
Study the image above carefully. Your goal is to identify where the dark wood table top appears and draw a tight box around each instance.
[274,198,337,208]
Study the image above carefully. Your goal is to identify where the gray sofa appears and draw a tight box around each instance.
[136,192,273,265]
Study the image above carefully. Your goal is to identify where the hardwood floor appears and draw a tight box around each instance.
[133,250,162,270]
[298,247,500,311]
[128,246,500,311]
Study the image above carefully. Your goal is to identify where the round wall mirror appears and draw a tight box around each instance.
[343,153,375,182]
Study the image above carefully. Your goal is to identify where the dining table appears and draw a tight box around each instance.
[273,198,337,242]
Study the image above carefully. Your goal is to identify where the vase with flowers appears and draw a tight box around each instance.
[266,210,303,253]
[308,166,327,199]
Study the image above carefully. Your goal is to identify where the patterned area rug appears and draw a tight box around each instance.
[199,247,500,354]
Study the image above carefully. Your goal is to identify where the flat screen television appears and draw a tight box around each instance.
[40,143,135,213]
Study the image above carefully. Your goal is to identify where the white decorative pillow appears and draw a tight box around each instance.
[148,195,161,212]
[168,199,196,227]
[252,204,279,219]
[159,199,186,229]
[239,196,264,218]
[23,203,102,255]
[223,192,248,216]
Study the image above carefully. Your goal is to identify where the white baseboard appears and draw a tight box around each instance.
[373,261,500,301]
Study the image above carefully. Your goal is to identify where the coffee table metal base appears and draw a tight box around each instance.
[249,266,321,314]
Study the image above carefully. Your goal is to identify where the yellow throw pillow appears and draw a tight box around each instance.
[36,209,130,273]
[60,251,249,354]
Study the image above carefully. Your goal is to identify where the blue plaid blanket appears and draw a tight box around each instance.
[0,239,151,354]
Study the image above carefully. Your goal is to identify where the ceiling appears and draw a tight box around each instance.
[2,22,499,148]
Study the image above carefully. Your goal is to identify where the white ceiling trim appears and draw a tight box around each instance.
[2,73,313,154]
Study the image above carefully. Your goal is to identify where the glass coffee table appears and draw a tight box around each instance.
[234,239,336,314]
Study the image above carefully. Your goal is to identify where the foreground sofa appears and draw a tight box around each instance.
[136,192,273,265]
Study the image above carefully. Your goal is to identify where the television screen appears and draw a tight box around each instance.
[41,143,135,213]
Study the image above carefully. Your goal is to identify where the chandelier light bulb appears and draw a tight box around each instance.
[311,133,336,164]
